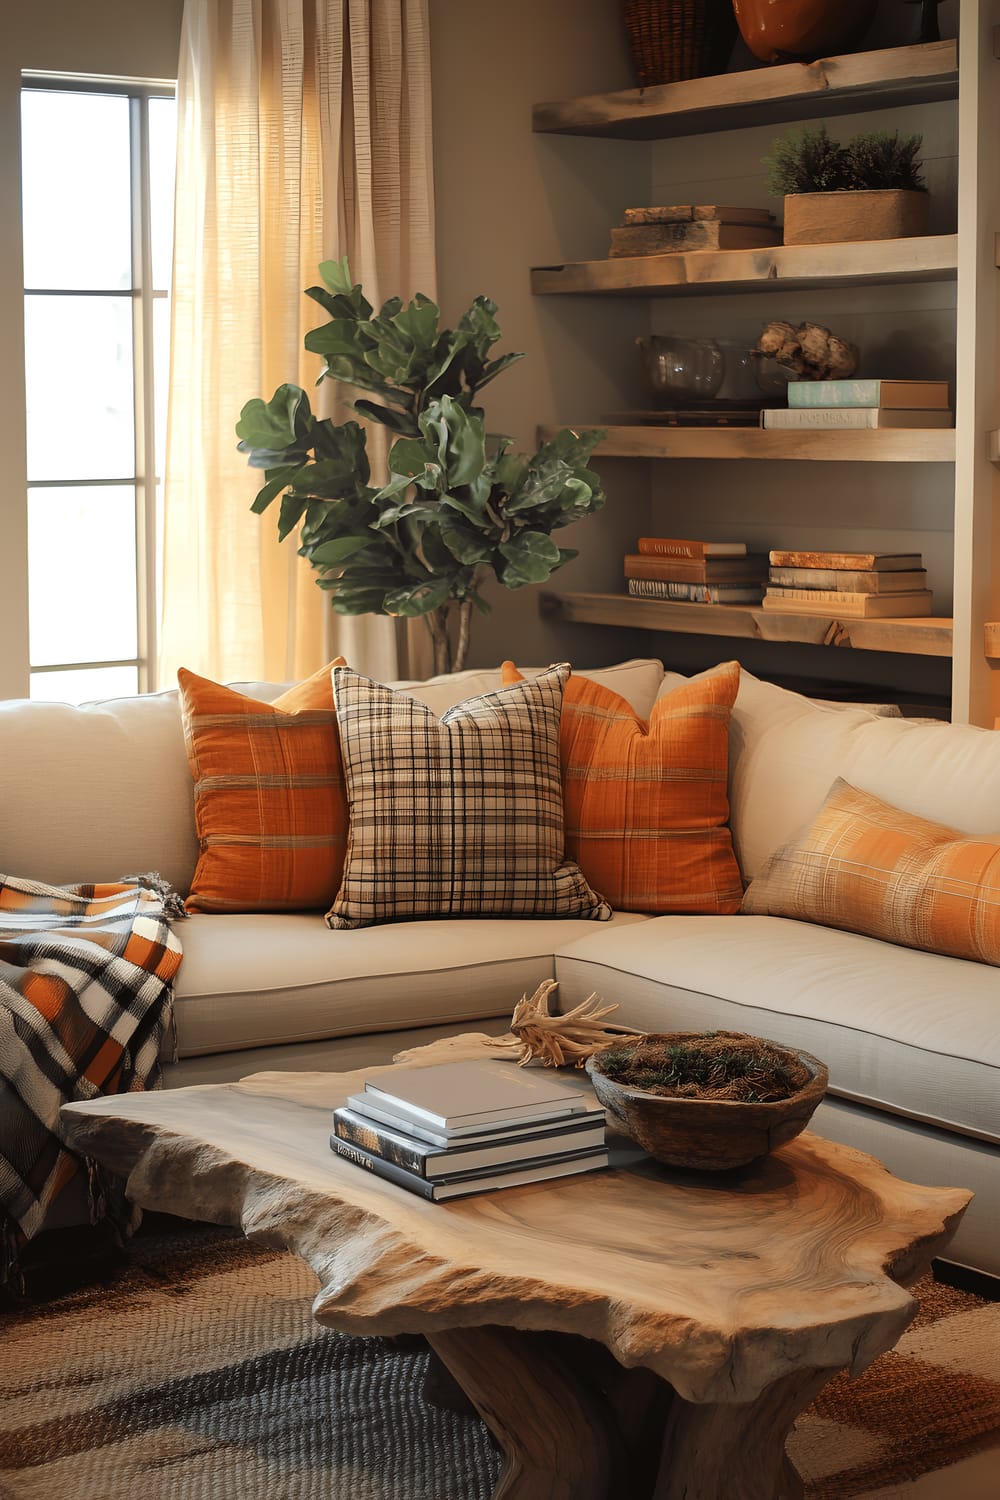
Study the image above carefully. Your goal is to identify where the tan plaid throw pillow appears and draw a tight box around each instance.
[326,663,611,929]
[742,778,1000,966]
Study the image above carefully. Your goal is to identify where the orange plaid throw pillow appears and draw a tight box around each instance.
[501,660,743,914]
[179,659,347,912]
[743,778,1000,966]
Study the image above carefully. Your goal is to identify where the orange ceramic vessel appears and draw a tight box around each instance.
[732,0,877,64]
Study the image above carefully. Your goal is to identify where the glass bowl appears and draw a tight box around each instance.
[637,335,725,407]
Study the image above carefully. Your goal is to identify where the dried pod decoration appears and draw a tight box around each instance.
[597,1031,812,1103]
[754,320,858,382]
[491,980,641,1069]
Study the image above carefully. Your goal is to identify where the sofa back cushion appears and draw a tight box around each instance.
[729,671,1000,882]
[179,661,347,912]
[1,660,664,899]
[390,658,667,718]
[0,691,198,891]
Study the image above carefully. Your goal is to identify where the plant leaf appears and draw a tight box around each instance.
[276,492,310,542]
[498,530,561,586]
[249,463,305,513]
[305,534,375,567]
[438,514,493,565]
[236,384,309,450]
[352,399,419,435]
[382,577,452,617]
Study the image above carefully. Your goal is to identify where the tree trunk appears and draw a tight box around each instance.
[424,601,473,675]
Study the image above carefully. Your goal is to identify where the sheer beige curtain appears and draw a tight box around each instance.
[159,0,436,687]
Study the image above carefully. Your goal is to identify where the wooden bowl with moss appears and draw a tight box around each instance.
[584,1030,828,1171]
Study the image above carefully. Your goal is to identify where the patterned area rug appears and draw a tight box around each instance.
[0,1218,997,1499]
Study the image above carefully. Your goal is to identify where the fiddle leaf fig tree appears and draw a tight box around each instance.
[237,257,605,671]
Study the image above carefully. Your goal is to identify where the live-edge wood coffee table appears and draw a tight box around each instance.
[61,1035,971,1500]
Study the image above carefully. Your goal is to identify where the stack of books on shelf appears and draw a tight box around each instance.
[330,1058,608,1201]
[625,537,766,604]
[762,549,933,617]
[609,203,780,258]
[761,378,953,430]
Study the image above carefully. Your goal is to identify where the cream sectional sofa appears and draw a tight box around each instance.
[2,659,998,1279]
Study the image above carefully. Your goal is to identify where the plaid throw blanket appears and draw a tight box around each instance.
[0,872,185,1286]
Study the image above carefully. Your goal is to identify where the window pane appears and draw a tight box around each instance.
[24,295,135,481]
[30,665,139,704]
[21,90,132,292]
[28,485,138,666]
[148,96,177,290]
[153,294,170,483]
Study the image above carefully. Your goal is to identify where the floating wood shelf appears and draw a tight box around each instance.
[531,235,958,299]
[541,591,954,658]
[539,424,955,462]
[532,41,958,140]
[984,623,1000,660]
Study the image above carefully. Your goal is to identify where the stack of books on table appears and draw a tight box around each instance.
[763,549,933,617]
[761,379,953,430]
[330,1058,608,1201]
[625,537,766,604]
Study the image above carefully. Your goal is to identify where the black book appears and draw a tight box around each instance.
[333,1105,606,1179]
[330,1134,609,1201]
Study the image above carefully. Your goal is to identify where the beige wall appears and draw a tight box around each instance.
[0,0,183,698]
[3,1,960,697]
[427,0,656,670]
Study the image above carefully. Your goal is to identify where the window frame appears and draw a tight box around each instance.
[21,70,175,697]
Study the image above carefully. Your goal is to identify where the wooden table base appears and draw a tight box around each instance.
[59,1046,972,1500]
[427,1327,830,1500]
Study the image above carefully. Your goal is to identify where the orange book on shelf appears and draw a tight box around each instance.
[637,537,748,559]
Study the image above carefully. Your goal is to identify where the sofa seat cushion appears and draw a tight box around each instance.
[553,915,1000,1144]
[172,910,648,1056]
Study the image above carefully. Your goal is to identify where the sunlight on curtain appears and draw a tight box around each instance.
[159,0,436,686]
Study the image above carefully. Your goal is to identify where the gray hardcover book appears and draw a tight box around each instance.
[346,1092,602,1147]
[361,1058,590,1137]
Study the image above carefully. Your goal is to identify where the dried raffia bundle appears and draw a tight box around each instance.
[490,979,640,1069]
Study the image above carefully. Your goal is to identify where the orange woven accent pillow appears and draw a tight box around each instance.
[179,659,347,912]
[742,778,1000,966]
[501,660,743,914]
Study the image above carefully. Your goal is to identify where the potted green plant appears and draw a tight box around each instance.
[236,259,606,673]
[762,124,929,245]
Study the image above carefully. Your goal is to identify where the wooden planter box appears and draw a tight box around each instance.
[783,189,930,245]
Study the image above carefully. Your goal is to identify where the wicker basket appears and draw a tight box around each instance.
[623,0,736,88]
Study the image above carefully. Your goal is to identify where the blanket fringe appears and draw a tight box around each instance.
[1,1215,26,1298]
[121,871,189,920]
[86,1156,140,1243]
